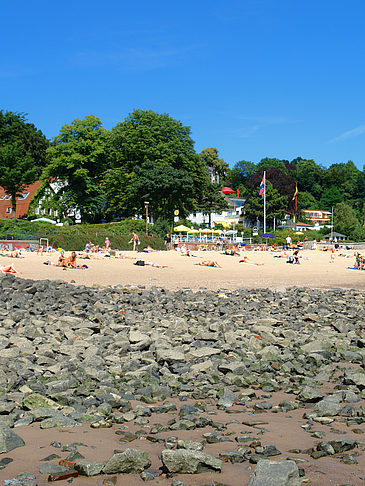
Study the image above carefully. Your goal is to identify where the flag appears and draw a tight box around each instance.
[258,175,265,200]
[237,188,239,198]
[292,184,298,201]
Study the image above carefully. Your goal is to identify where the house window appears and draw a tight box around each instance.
[18,192,30,200]
[41,208,45,215]
[49,208,53,216]
[54,209,58,217]
[35,207,39,215]
[5,207,12,214]
[4,195,11,201]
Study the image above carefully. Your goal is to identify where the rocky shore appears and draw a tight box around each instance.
[0,274,364,485]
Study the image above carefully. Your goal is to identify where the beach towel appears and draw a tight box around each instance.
[347,267,365,271]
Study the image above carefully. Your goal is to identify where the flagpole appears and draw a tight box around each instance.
[295,189,297,233]
[263,171,266,234]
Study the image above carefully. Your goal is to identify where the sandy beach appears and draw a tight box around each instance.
[2,247,364,292]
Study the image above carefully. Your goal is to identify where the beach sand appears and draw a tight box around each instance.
[2,248,364,292]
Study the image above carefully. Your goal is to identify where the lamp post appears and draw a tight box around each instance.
[144,201,149,235]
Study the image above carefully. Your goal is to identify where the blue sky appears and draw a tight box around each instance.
[1,0,365,170]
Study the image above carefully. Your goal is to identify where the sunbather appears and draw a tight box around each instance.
[0,264,18,273]
[195,260,221,267]
[239,256,264,266]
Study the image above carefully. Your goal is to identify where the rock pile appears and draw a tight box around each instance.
[0,275,364,484]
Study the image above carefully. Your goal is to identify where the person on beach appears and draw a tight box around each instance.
[164,234,171,250]
[285,235,292,248]
[57,250,67,267]
[105,237,110,250]
[0,264,18,273]
[239,256,264,266]
[129,232,140,251]
[195,260,221,267]
[293,249,300,264]
[67,251,78,268]
[11,249,23,258]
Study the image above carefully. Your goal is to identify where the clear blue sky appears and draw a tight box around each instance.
[2,0,365,170]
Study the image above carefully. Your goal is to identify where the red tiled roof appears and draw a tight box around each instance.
[0,181,43,219]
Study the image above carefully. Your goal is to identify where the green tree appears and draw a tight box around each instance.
[0,110,49,217]
[295,159,324,200]
[105,109,207,218]
[319,186,343,210]
[257,158,289,175]
[44,115,108,222]
[298,191,318,210]
[196,182,229,226]
[334,202,359,236]
[225,160,257,194]
[199,147,229,181]
[243,180,288,227]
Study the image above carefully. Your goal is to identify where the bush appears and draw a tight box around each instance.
[0,219,164,251]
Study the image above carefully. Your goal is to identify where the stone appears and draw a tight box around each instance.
[248,459,301,486]
[103,448,151,474]
[74,460,104,476]
[161,449,222,473]
[0,420,25,453]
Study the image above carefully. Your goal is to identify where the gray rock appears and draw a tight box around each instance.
[0,420,25,453]
[161,449,222,473]
[74,460,104,476]
[40,416,80,429]
[103,448,151,474]
[248,459,301,486]
[39,463,69,474]
[314,395,342,417]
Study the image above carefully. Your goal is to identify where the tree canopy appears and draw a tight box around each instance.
[104,109,208,219]
[44,115,108,222]
[0,110,49,216]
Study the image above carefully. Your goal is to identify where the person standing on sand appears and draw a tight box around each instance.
[164,234,171,250]
[105,237,110,250]
[286,235,292,249]
[129,232,140,251]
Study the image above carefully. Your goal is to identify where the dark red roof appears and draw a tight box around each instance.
[0,181,43,219]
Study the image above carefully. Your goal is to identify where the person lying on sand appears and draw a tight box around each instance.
[0,264,18,274]
[11,250,23,258]
[145,260,167,268]
[225,248,240,256]
[195,260,221,267]
[141,246,158,253]
[239,256,264,266]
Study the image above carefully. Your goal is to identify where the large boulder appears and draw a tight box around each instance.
[103,448,151,474]
[161,449,222,474]
[0,420,25,453]
[248,459,301,486]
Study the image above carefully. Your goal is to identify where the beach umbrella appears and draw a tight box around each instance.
[213,229,223,234]
[188,229,199,233]
[201,228,213,233]
[259,233,275,238]
[221,187,236,194]
[294,231,304,235]
[173,225,191,232]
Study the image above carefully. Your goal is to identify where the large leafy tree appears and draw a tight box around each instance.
[44,115,108,222]
[0,110,49,217]
[334,202,359,236]
[243,180,288,227]
[225,160,257,195]
[295,159,324,200]
[199,147,229,181]
[319,186,343,210]
[104,109,208,219]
